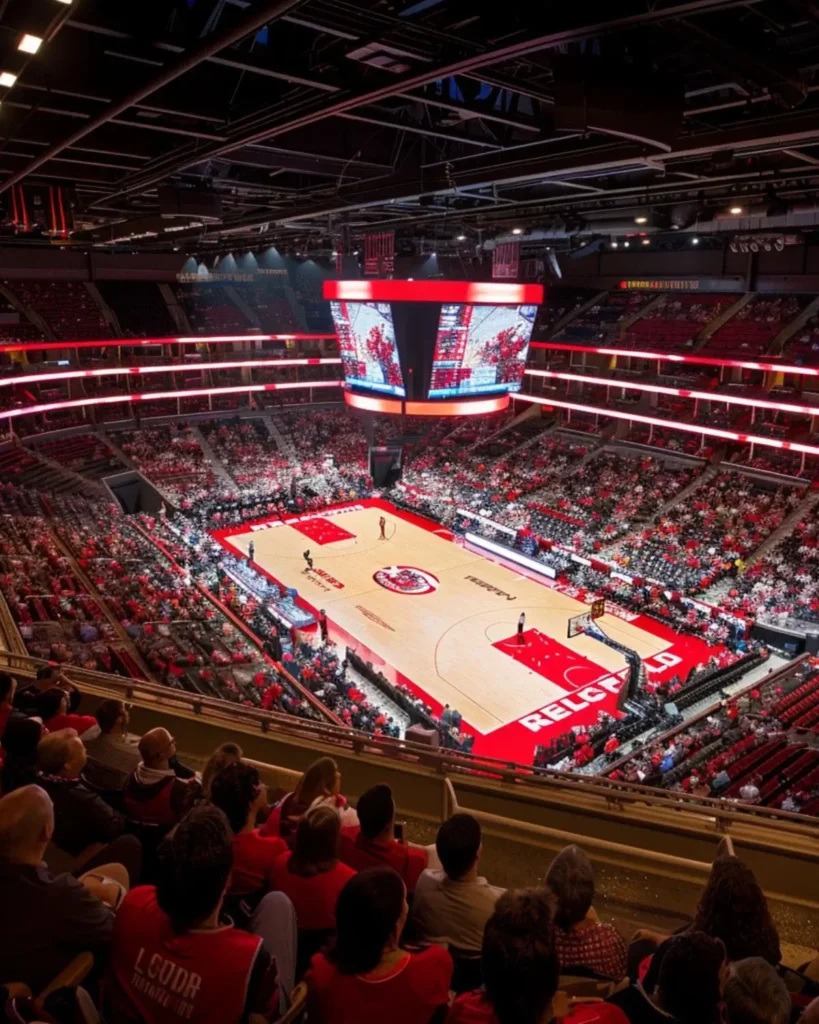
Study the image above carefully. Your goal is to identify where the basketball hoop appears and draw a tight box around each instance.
[566,611,592,639]
[567,600,605,639]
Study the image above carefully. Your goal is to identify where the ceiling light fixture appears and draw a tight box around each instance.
[457,234,466,241]
[634,216,648,225]
[611,241,619,248]
[54,0,73,5]
[692,237,700,245]
[729,205,743,215]
[511,228,522,235]
[0,72,18,88]
[18,34,42,54]
[642,238,650,245]
[623,241,630,248]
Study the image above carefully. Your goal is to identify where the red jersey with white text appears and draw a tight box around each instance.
[268,852,355,930]
[446,990,630,1024]
[108,886,277,1024]
[307,946,452,1024]
[230,829,288,896]
[339,826,427,892]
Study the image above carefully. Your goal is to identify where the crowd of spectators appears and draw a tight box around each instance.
[1,705,816,1024]
[702,295,808,358]
[608,658,819,814]
[118,424,217,504]
[525,452,701,552]
[626,293,731,351]
[716,507,819,626]
[395,430,590,528]
[608,471,804,594]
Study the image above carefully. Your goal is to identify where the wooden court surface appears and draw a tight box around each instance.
[228,507,671,734]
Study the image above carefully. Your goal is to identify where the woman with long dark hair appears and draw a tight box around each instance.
[306,866,452,1024]
[690,856,781,964]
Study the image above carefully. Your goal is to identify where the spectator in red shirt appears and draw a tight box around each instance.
[107,804,287,1023]
[209,761,287,898]
[447,889,629,1024]
[339,783,428,892]
[36,688,98,739]
[544,844,627,980]
[123,728,201,828]
[261,756,357,844]
[306,866,452,1024]
[269,804,355,932]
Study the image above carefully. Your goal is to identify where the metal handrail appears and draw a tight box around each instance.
[2,647,817,835]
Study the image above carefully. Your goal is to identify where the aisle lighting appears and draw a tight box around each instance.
[514,392,819,457]
[525,367,819,417]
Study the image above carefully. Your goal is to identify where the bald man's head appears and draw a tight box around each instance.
[0,785,54,862]
[139,728,176,769]
[37,729,85,778]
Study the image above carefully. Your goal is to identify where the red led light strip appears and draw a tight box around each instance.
[0,381,341,422]
[0,333,336,354]
[324,280,543,304]
[514,392,819,456]
[525,369,819,418]
[529,340,819,377]
[344,391,510,416]
[0,358,342,390]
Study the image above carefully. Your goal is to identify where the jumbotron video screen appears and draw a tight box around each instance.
[428,303,538,398]
[329,300,406,397]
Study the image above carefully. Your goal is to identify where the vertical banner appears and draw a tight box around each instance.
[492,242,520,280]
[364,232,395,275]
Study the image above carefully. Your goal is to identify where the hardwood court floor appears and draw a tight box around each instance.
[218,502,675,736]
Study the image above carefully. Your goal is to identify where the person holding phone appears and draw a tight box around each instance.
[339,784,429,893]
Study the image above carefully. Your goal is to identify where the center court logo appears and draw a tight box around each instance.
[373,566,439,596]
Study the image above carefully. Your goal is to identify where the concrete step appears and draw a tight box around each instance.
[189,424,237,487]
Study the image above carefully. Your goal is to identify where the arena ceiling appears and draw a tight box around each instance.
[4,0,819,254]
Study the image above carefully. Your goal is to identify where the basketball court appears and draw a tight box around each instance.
[213,499,721,761]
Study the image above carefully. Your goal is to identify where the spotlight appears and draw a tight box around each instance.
[729,205,743,215]
[623,241,630,248]
[54,0,73,4]
[511,228,522,235]
[431,251,436,257]
[692,237,700,245]
[611,241,619,249]
[634,216,648,225]
[641,238,650,245]
[331,250,338,257]
[0,72,17,88]
[19,34,42,54]
[457,235,466,241]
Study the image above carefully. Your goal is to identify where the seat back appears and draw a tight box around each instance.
[296,928,335,981]
[278,981,308,1024]
[448,945,483,994]
[559,974,616,999]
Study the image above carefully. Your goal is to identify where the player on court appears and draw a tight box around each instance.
[517,611,526,645]
[247,540,255,565]
[379,515,387,540]
[303,549,313,572]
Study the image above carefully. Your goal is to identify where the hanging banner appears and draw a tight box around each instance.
[10,184,72,238]
[492,242,520,280]
[364,232,395,276]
